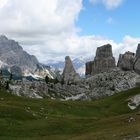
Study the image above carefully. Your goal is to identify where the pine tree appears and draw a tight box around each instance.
[9,73,13,81]
[5,81,9,90]
[45,75,49,84]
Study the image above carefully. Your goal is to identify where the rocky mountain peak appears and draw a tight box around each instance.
[0,35,8,41]
[0,35,39,74]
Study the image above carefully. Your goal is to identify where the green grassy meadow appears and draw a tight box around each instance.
[0,87,140,140]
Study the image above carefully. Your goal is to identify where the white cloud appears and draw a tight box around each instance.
[103,0,123,9]
[0,0,139,65]
[121,36,140,53]
[24,34,140,63]
[89,0,123,9]
[0,0,83,62]
[0,0,82,35]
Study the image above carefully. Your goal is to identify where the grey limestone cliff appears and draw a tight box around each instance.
[0,35,39,73]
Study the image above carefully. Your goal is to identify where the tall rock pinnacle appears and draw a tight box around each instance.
[92,44,116,75]
[86,44,116,76]
[117,51,135,71]
[62,56,80,84]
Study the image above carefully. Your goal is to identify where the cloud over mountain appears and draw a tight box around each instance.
[0,0,139,64]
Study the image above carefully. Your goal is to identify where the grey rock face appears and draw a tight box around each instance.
[117,51,135,71]
[8,68,140,100]
[47,68,140,100]
[10,79,48,98]
[0,35,39,73]
[96,44,113,58]
[85,61,93,76]
[91,44,116,75]
[85,44,116,76]
[86,68,139,99]
[47,83,89,100]
[134,44,140,74]
[136,44,140,58]
[10,65,22,76]
[62,56,80,83]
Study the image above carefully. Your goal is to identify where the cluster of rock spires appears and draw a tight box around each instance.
[36,43,140,100]
[117,44,140,74]
[85,43,140,76]
[7,43,140,100]
[60,43,140,100]
[1,35,140,101]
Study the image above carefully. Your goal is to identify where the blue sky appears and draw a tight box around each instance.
[77,0,140,42]
[0,0,140,62]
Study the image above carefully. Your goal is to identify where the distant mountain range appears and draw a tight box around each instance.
[0,35,93,79]
[0,35,56,80]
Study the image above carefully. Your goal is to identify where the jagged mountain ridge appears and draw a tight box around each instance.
[0,35,39,72]
[0,35,55,79]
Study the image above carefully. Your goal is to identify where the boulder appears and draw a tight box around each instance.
[117,51,135,71]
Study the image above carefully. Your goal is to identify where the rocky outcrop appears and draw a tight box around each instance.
[9,79,48,98]
[62,56,80,84]
[85,44,116,76]
[0,35,39,73]
[134,44,140,74]
[117,44,140,74]
[92,44,116,75]
[85,68,140,99]
[117,51,135,71]
[128,94,140,110]
[47,83,89,100]
[8,67,140,100]
[47,68,140,100]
